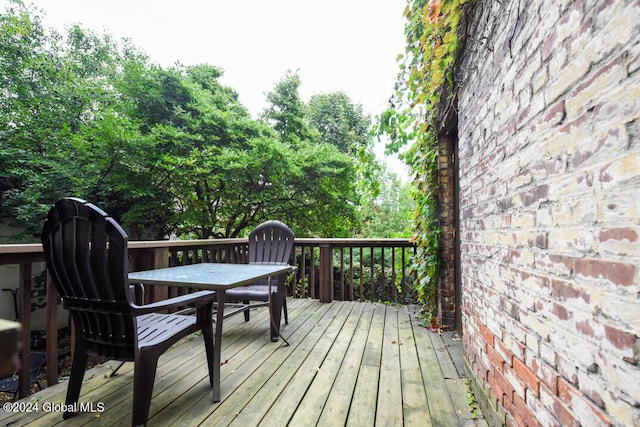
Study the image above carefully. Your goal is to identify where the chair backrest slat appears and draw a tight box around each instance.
[41,198,136,360]
[248,220,294,265]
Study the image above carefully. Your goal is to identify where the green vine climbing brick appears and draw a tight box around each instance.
[376,0,467,315]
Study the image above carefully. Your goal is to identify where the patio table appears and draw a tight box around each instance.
[128,262,294,402]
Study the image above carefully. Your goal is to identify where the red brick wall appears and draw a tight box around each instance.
[455,1,640,425]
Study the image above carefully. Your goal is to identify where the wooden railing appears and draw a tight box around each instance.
[0,238,415,399]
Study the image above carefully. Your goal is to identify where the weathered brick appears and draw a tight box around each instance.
[526,387,562,427]
[540,383,579,427]
[565,54,628,118]
[598,153,640,189]
[503,333,527,362]
[519,184,549,207]
[514,392,542,427]
[495,337,515,368]
[534,256,572,277]
[489,368,515,403]
[550,279,590,304]
[479,322,495,348]
[532,357,559,395]
[514,357,542,397]
[552,302,570,321]
[457,1,639,426]
[574,257,636,286]
[502,396,525,427]
[558,378,612,426]
[503,364,527,400]
[598,227,639,247]
[603,324,636,352]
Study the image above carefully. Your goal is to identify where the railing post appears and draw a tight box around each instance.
[149,247,170,303]
[18,262,31,399]
[46,272,58,386]
[319,244,333,303]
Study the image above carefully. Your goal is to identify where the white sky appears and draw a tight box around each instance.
[27,0,406,119]
[25,0,410,178]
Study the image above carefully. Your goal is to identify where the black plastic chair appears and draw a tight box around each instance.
[0,352,45,401]
[41,198,215,427]
[225,220,294,341]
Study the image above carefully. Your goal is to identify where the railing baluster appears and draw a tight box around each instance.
[18,262,32,399]
[300,246,306,298]
[349,247,354,301]
[370,247,375,303]
[391,247,397,302]
[380,247,385,303]
[339,248,345,301]
[46,273,58,387]
[310,246,317,299]
[359,247,364,302]
[401,247,407,301]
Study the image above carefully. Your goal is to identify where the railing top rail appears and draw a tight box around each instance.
[294,238,414,247]
[0,243,43,254]
[128,239,246,249]
[0,237,414,259]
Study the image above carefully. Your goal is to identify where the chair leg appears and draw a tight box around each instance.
[243,300,250,321]
[64,339,88,419]
[283,297,288,324]
[132,350,160,427]
[198,302,215,386]
[269,291,283,342]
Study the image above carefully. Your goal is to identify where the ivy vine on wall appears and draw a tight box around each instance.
[376,0,467,318]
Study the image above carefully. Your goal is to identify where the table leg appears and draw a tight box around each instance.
[213,290,225,402]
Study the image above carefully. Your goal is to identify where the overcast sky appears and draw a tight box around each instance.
[27,0,407,120]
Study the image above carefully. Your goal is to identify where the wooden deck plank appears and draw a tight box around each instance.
[159,299,324,426]
[232,301,355,426]
[359,303,386,367]
[213,300,338,426]
[99,306,274,427]
[345,303,387,427]
[429,331,460,380]
[446,377,477,427]
[0,300,484,427]
[286,301,366,426]
[398,306,433,426]
[443,331,466,376]
[409,310,461,427]
[376,305,404,426]
[316,302,375,426]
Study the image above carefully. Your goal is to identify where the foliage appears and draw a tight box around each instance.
[307,92,371,156]
[465,379,481,419]
[261,70,314,145]
[358,167,415,238]
[0,1,152,239]
[0,4,374,241]
[376,0,466,308]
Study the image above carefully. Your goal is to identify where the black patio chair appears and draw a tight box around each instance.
[41,198,215,427]
[0,352,45,401]
[225,220,294,342]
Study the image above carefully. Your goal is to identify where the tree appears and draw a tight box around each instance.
[358,167,414,238]
[307,92,371,156]
[156,68,361,238]
[261,70,314,145]
[0,3,166,239]
[0,4,367,241]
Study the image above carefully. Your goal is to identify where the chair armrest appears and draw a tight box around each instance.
[131,290,215,316]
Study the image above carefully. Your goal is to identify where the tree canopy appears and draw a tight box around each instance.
[0,0,410,241]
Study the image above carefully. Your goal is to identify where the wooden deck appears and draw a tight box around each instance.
[0,300,485,426]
